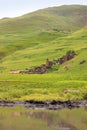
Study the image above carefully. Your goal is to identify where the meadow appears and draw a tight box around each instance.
[0,5,87,101]
[0,73,87,101]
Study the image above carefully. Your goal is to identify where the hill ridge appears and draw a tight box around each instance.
[0,5,87,74]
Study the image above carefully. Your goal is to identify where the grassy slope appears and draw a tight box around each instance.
[0,5,87,100]
[0,5,87,59]
[0,26,87,75]
[0,74,87,100]
[0,27,87,101]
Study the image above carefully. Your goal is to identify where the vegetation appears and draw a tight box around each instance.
[0,5,87,101]
[0,74,86,100]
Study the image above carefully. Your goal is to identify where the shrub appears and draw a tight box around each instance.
[83,93,87,100]
[66,50,75,55]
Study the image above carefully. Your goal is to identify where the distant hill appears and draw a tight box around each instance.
[0,5,87,32]
[0,5,87,74]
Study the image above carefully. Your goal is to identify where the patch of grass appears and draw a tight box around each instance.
[0,74,87,101]
[0,5,87,101]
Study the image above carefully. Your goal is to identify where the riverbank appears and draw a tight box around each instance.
[0,74,87,101]
[0,100,87,110]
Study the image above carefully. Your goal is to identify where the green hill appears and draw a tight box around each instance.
[0,5,87,100]
[0,26,87,75]
[0,5,87,60]
[0,5,87,74]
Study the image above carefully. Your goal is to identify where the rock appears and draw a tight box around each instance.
[0,100,87,110]
[19,51,77,74]
[80,60,86,64]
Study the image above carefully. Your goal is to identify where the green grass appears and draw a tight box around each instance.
[0,5,87,60]
[0,74,87,100]
[0,26,87,75]
[0,5,87,101]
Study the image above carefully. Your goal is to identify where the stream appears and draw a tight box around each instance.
[0,106,87,130]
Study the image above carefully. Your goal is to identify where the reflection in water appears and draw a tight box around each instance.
[0,107,87,130]
[31,111,77,130]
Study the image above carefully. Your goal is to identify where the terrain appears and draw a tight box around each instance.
[0,5,87,101]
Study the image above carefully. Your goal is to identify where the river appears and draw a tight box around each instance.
[0,106,87,130]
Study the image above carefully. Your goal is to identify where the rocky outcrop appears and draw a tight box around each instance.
[0,100,87,110]
[20,51,76,74]
[9,70,21,74]
[80,60,86,64]
[53,51,76,65]
[20,59,53,74]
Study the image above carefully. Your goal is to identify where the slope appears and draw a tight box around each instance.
[0,5,87,100]
[0,26,87,75]
[0,5,87,60]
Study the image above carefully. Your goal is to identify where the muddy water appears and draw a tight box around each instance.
[0,107,87,130]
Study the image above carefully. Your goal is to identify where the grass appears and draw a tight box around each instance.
[0,5,87,60]
[0,26,87,75]
[0,5,87,101]
[0,74,87,101]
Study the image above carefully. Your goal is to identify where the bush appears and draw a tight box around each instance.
[66,50,75,55]
[83,93,87,100]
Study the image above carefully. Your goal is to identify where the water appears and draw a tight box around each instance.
[0,107,87,130]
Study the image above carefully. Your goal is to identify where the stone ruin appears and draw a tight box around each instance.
[19,50,77,74]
